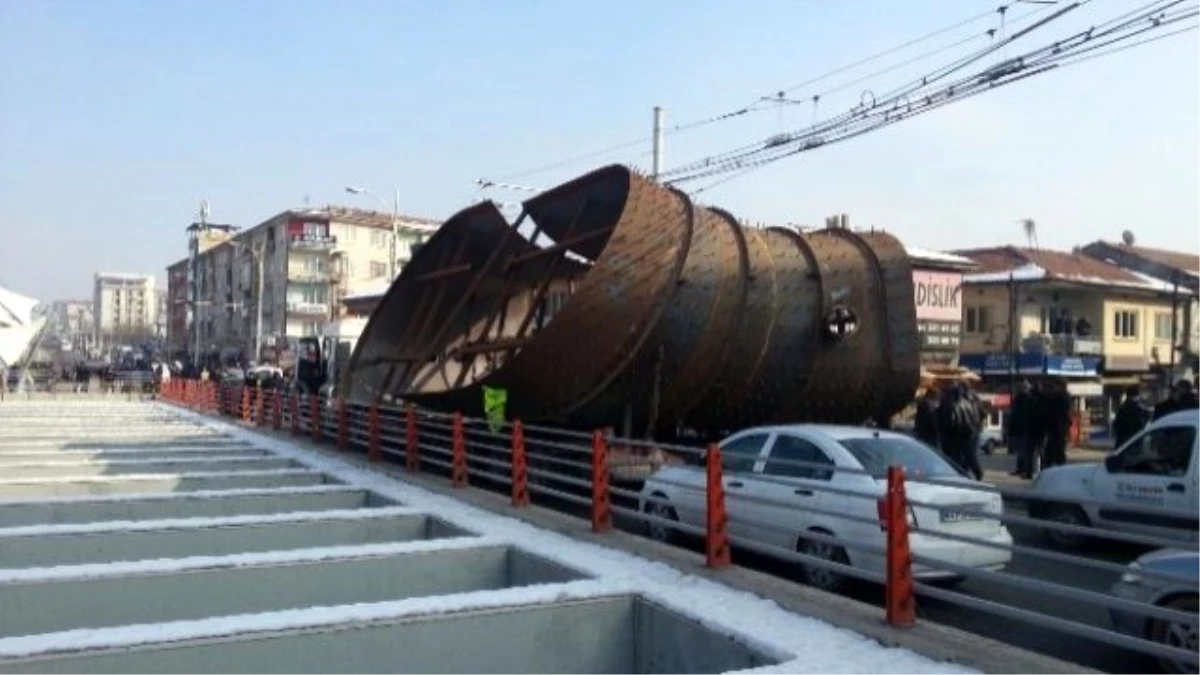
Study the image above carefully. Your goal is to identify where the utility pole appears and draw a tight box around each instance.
[652,106,665,181]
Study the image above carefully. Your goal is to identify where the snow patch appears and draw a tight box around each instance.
[0,468,322,486]
[0,456,288,469]
[963,263,1046,284]
[0,505,425,539]
[0,484,366,507]
[0,535,498,585]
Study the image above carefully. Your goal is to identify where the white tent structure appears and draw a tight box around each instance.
[0,284,46,374]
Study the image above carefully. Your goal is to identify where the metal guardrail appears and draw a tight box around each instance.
[160,379,1200,673]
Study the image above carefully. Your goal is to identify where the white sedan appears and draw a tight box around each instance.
[639,424,1013,592]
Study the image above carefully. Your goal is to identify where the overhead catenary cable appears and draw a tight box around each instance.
[660,1,1076,182]
[483,2,1050,186]
[668,0,1197,193]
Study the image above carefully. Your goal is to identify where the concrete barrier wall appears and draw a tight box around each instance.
[0,488,395,528]
[0,546,584,637]
[0,596,774,674]
[0,471,331,498]
[0,513,470,568]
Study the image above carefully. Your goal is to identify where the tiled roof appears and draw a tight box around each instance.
[954,246,1168,290]
[1100,242,1199,275]
[287,206,441,232]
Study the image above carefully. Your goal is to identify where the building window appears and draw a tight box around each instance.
[1154,312,1173,341]
[1113,310,1139,339]
[369,261,388,278]
[302,256,327,273]
[965,306,991,334]
[370,230,390,248]
[1040,306,1073,335]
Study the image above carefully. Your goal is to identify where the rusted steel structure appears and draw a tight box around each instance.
[343,165,920,438]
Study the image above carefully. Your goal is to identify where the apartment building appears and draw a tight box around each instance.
[92,272,158,349]
[954,246,1187,432]
[1080,240,1199,378]
[169,206,439,364]
[43,300,95,353]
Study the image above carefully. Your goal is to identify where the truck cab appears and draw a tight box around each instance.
[295,317,367,398]
[1030,409,1198,547]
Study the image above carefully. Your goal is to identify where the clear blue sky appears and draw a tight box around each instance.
[1,0,1196,301]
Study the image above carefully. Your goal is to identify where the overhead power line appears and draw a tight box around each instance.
[483,2,1046,186]
[665,0,1197,193]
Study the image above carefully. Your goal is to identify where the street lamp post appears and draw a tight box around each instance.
[345,186,400,279]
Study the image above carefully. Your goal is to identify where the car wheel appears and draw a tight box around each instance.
[1042,504,1090,550]
[1151,595,1199,674]
[644,498,679,544]
[983,439,997,455]
[797,532,851,593]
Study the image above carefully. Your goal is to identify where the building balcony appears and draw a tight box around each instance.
[288,234,337,250]
[287,268,331,283]
[1026,333,1104,356]
[287,302,330,317]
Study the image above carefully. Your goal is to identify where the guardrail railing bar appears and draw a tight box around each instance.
[914,579,1200,666]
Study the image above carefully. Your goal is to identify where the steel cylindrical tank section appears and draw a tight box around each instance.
[343,164,919,434]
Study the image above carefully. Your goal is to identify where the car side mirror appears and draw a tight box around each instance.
[1104,454,1120,473]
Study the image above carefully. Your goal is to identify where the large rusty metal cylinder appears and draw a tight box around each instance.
[343,164,919,436]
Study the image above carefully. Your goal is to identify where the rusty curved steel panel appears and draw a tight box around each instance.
[344,163,920,434]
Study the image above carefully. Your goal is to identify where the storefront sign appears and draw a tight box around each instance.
[913,270,963,322]
[1067,381,1104,397]
[919,320,961,351]
[1045,355,1101,377]
[960,353,1102,378]
[959,353,1044,375]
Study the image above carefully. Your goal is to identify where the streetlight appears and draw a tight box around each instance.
[345,186,400,280]
[229,240,266,364]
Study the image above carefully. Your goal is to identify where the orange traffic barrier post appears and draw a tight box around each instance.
[510,420,530,507]
[290,394,301,435]
[591,429,613,533]
[241,388,251,422]
[404,404,419,472]
[310,396,321,442]
[337,398,348,451]
[367,404,381,462]
[885,465,916,627]
[254,388,264,426]
[451,412,468,488]
[272,390,283,430]
[705,442,732,568]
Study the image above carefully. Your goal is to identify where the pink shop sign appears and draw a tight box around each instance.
[913,270,963,322]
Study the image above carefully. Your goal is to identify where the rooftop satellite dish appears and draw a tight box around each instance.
[199,199,210,226]
[1121,229,1136,246]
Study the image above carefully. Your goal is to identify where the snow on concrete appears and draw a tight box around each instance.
[0,505,423,539]
[0,484,364,507]
[0,468,322,486]
[0,581,631,661]
[0,535,496,585]
[0,455,283,467]
[109,405,976,675]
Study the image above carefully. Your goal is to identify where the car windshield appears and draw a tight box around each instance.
[838,435,963,479]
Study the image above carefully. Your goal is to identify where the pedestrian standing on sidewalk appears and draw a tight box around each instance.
[914,388,940,449]
[1008,380,1035,478]
[937,384,983,479]
[1112,384,1148,449]
[1042,378,1072,469]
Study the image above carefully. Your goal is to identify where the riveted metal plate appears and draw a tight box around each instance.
[345,164,921,432]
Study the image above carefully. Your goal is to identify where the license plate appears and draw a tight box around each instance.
[940,504,987,523]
